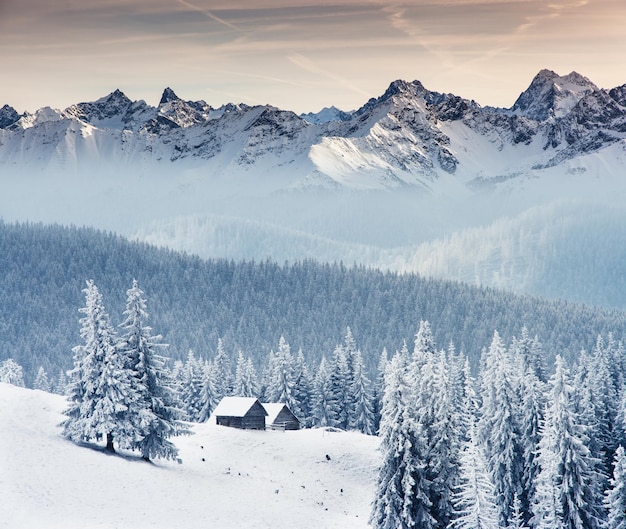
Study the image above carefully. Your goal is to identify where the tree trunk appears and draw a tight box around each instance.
[105,432,115,453]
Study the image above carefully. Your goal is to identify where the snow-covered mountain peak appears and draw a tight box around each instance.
[300,106,352,124]
[63,89,134,129]
[512,69,598,120]
[0,104,21,129]
[155,88,213,128]
[159,87,180,105]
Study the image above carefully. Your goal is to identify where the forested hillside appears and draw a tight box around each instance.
[1,221,624,385]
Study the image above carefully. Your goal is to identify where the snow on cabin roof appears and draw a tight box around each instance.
[262,403,292,424]
[213,397,266,418]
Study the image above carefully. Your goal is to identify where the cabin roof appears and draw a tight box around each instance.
[262,403,297,424]
[213,397,267,418]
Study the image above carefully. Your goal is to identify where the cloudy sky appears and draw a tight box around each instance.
[1,0,625,114]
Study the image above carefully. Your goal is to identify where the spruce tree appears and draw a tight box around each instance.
[118,279,187,461]
[479,330,524,526]
[62,280,137,452]
[450,423,500,529]
[349,349,375,435]
[605,445,626,529]
[536,355,604,529]
[33,366,51,392]
[370,352,435,529]
[198,360,218,422]
[312,356,333,427]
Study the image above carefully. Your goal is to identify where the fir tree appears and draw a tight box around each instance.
[536,355,604,529]
[479,330,524,526]
[349,349,375,435]
[292,349,314,427]
[0,358,25,387]
[62,280,137,452]
[266,336,299,414]
[234,352,259,398]
[33,366,51,392]
[370,352,435,529]
[213,338,233,400]
[312,356,333,427]
[198,360,218,422]
[605,445,626,529]
[118,279,187,461]
[180,350,204,422]
[450,423,500,529]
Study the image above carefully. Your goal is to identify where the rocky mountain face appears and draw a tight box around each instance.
[2,70,626,192]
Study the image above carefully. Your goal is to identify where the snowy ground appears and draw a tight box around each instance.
[0,383,380,529]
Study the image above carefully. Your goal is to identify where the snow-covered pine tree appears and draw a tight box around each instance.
[449,422,500,529]
[508,493,530,529]
[312,356,333,427]
[62,280,138,452]
[180,350,204,422]
[198,360,218,422]
[537,355,604,529]
[370,352,435,529]
[54,369,68,395]
[479,330,524,526]
[531,404,564,529]
[372,347,389,434]
[604,445,626,529]
[234,351,259,398]
[349,349,375,435]
[327,344,350,429]
[266,336,299,415]
[293,349,314,427]
[517,362,546,525]
[118,279,187,461]
[408,321,463,529]
[213,338,233,400]
[33,366,51,392]
[0,358,25,387]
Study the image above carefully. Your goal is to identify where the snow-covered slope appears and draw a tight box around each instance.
[0,383,379,529]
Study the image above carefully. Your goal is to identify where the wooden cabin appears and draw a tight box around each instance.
[213,397,267,430]
[262,403,300,431]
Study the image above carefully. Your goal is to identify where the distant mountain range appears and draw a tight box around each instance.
[2,69,626,191]
[2,70,626,310]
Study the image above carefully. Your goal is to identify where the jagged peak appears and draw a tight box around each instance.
[512,69,598,120]
[384,79,426,99]
[159,87,180,105]
[94,89,131,106]
[0,104,22,128]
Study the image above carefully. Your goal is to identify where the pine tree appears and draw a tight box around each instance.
[535,355,604,529]
[198,360,218,422]
[349,349,375,435]
[372,347,389,434]
[234,352,259,398]
[62,280,137,452]
[479,330,524,526]
[180,350,204,421]
[213,338,233,400]
[312,356,333,427]
[605,445,626,529]
[266,336,299,414]
[0,358,25,387]
[293,349,314,427]
[450,423,500,529]
[33,366,51,392]
[118,279,187,461]
[508,494,530,529]
[327,344,350,428]
[370,352,435,529]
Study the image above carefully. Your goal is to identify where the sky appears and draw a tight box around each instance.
[1,0,625,114]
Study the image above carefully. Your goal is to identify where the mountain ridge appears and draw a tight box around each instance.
[2,69,626,193]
